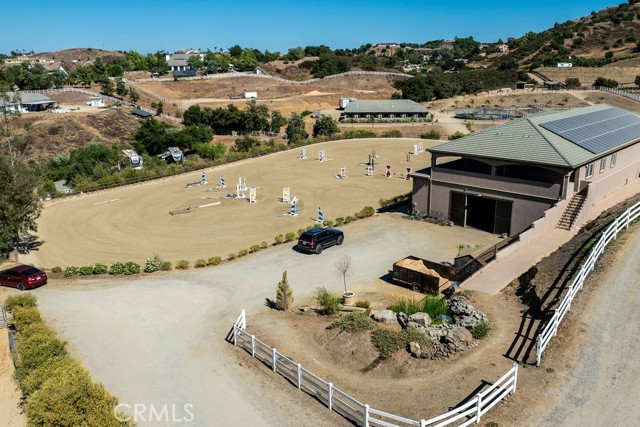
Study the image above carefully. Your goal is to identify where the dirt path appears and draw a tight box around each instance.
[532,226,640,426]
[0,324,25,427]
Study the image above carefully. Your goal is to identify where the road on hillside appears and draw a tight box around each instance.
[26,215,497,427]
[532,227,640,427]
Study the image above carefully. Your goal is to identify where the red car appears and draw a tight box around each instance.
[0,265,48,291]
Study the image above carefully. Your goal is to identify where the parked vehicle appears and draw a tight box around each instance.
[297,228,344,254]
[392,256,454,294]
[0,265,48,291]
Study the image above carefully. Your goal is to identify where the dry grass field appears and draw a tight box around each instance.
[24,137,435,268]
[536,66,640,86]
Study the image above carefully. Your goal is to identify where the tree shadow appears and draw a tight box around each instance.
[16,235,44,254]
[265,298,277,309]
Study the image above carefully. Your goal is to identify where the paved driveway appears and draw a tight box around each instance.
[29,214,499,427]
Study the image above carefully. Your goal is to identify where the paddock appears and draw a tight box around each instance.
[25,138,435,267]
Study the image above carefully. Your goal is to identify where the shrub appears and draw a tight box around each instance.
[249,244,261,253]
[260,241,268,249]
[194,259,207,268]
[4,294,38,312]
[344,215,354,223]
[359,206,375,217]
[324,220,334,228]
[327,312,376,332]
[14,328,68,384]
[334,217,344,226]
[51,266,62,274]
[296,229,305,237]
[161,261,172,271]
[123,261,141,275]
[21,355,77,396]
[79,266,94,276]
[144,255,164,273]
[274,234,284,244]
[315,287,341,315]
[228,253,237,261]
[448,131,467,140]
[207,256,222,266]
[176,260,190,270]
[285,232,296,242]
[420,129,441,139]
[92,263,108,274]
[108,262,125,275]
[305,225,314,231]
[470,321,492,340]
[63,266,79,277]
[237,249,249,257]
[371,328,430,359]
[11,307,44,331]
[355,300,371,309]
[275,271,294,311]
[381,130,402,138]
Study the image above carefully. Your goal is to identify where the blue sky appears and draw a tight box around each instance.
[2,0,622,54]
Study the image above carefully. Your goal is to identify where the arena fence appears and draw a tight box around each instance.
[1,305,10,329]
[231,309,518,427]
[536,200,640,366]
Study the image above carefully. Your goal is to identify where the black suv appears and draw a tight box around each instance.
[297,228,344,254]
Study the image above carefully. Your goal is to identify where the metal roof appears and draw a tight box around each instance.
[0,92,53,106]
[430,104,640,168]
[131,109,152,118]
[342,99,428,114]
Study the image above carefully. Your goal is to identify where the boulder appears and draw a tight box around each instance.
[371,310,397,324]
[409,312,432,327]
[409,342,422,357]
[435,314,453,324]
[406,321,422,329]
[397,312,409,328]
[444,327,474,347]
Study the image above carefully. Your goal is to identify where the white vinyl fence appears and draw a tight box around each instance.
[536,201,640,365]
[232,310,517,427]
[1,305,10,329]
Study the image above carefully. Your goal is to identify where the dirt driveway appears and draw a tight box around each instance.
[15,215,498,427]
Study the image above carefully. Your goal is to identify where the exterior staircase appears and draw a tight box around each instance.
[557,190,587,230]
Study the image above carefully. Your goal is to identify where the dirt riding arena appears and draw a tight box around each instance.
[24,138,434,268]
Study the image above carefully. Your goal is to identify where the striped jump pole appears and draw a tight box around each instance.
[201,171,207,185]
[219,175,226,188]
[317,207,324,224]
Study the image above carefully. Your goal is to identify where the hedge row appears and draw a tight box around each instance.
[50,206,377,274]
[5,294,134,427]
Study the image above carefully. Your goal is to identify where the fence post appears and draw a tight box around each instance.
[476,393,482,423]
[272,348,277,372]
[251,335,255,357]
[328,382,333,410]
[364,404,370,427]
[536,336,541,366]
[614,217,619,239]
[512,363,518,393]
[233,326,238,346]
[297,363,302,390]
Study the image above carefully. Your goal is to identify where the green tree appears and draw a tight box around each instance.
[286,46,305,61]
[128,87,139,103]
[243,100,270,131]
[187,55,204,70]
[270,110,287,133]
[565,77,581,88]
[635,75,640,87]
[73,66,94,88]
[312,114,340,137]
[155,102,164,116]
[285,112,308,142]
[133,118,174,154]
[115,78,127,97]
[0,88,42,258]
[99,79,114,96]
[275,271,294,311]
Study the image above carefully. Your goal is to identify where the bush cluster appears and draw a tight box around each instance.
[4,295,134,427]
[371,328,430,359]
[144,255,164,273]
[388,295,449,318]
[470,321,492,340]
[315,287,341,315]
[379,192,412,208]
[327,312,376,332]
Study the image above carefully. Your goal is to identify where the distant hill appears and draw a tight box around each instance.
[30,48,124,67]
[496,1,640,69]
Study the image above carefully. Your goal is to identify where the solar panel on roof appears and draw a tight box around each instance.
[540,107,640,153]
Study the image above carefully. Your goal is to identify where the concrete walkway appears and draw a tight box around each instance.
[463,178,640,294]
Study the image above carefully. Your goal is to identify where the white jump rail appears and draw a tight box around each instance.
[231,309,517,427]
[536,201,640,365]
[0,305,10,329]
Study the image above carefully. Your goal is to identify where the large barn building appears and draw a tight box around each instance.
[411,104,640,236]
[339,99,429,121]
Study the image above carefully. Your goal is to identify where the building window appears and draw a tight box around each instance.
[599,158,606,173]
[585,163,594,178]
[611,153,617,168]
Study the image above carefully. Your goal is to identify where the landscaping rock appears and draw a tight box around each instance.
[407,321,421,329]
[409,342,422,357]
[408,312,431,327]
[435,314,452,324]
[397,312,409,328]
[371,310,397,324]
[444,327,474,347]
